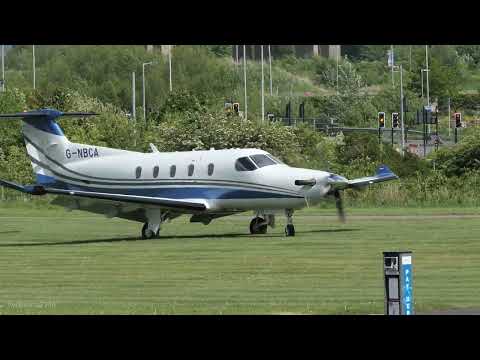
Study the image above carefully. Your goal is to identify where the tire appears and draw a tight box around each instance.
[250,217,268,234]
[284,224,295,237]
[141,223,156,239]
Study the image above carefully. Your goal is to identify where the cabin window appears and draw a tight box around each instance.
[235,157,257,171]
[250,154,277,168]
[170,165,176,177]
[135,166,142,179]
[207,163,214,176]
[188,164,195,177]
[153,166,159,178]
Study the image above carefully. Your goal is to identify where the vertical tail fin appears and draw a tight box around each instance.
[0,109,98,185]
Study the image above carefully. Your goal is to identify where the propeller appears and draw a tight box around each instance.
[333,189,346,223]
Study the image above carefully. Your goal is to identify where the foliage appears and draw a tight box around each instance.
[433,127,480,177]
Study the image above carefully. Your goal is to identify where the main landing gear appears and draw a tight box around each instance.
[250,217,268,234]
[249,210,295,237]
[141,223,160,239]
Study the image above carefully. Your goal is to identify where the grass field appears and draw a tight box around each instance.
[1,205,480,314]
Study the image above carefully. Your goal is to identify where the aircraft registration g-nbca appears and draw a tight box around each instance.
[0,109,399,238]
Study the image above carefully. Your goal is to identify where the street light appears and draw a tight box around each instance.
[393,64,405,156]
[142,61,157,123]
[243,45,247,120]
[268,45,273,96]
[33,45,36,90]
[261,45,265,122]
[168,45,172,92]
[1,45,4,92]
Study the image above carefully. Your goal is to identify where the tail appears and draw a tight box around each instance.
[0,109,97,186]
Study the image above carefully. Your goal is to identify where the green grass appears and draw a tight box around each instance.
[0,206,479,314]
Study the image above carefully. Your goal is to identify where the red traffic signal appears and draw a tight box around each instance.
[378,112,385,128]
[454,112,462,128]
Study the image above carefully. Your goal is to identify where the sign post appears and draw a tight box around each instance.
[383,251,414,315]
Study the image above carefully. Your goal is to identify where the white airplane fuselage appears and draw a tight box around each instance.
[53,145,332,212]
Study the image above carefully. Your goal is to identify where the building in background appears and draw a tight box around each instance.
[231,45,341,61]
[144,45,341,60]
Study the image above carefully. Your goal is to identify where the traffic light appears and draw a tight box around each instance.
[233,102,240,115]
[392,112,399,128]
[454,112,462,128]
[378,112,386,128]
[299,102,305,119]
[285,102,292,125]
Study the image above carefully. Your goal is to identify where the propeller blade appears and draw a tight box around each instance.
[334,190,346,223]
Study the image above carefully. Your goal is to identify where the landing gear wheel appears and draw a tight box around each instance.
[285,224,295,237]
[250,217,268,234]
[141,223,157,239]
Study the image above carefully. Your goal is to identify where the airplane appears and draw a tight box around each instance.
[0,108,399,239]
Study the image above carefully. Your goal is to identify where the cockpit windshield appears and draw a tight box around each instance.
[266,153,284,164]
[250,154,277,168]
[235,154,284,171]
[235,157,257,171]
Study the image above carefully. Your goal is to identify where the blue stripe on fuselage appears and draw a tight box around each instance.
[36,175,302,199]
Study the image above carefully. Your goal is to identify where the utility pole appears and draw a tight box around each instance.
[268,45,273,96]
[236,45,239,64]
[400,64,405,157]
[142,61,154,123]
[448,97,451,138]
[32,45,36,90]
[421,69,424,98]
[1,45,4,92]
[243,45,247,120]
[409,45,412,71]
[132,72,136,121]
[391,45,394,87]
[168,45,173,92]
[132,72,136,147]
[425,45,430,133]
[336,48,340,94]
[261,45,265,122]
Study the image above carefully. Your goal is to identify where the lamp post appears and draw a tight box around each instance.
[132,71,136,121]
[261,45,265,122]
[336,48,340,94]
[142,61,155,123]
[425,45,431,133]
[268,45,273,96]
[1,45,4,92]
[243,45,247,120]
[391,45,395,87]
[400,64,405,156]
[32,45,36,90]
[392,64,405,156]
[168,45,172,92]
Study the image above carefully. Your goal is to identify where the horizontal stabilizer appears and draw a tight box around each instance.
[0,109,98,120]
[0,179,46,195]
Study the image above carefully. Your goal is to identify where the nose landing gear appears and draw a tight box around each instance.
[284,209,295,237]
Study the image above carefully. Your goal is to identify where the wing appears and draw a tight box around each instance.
[328,165,399,190]
[0,179,207,213]
[45,188,207,212]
